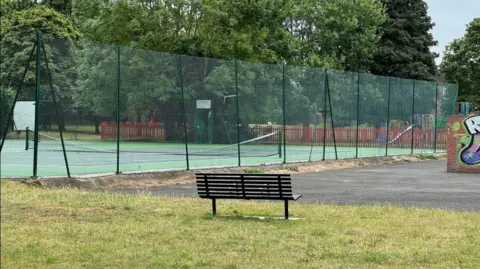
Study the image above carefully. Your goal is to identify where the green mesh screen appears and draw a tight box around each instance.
[0,37,461,178]
[0,35,36,178]
[237,61,283,166]
[284,65,325,162]
[435,82,459,151]
[118,47,186,172]
[388,77,414,155]
[413,80,437,154]
[329,70,359,159]
[358,74,389,157]
[182,56,239,169]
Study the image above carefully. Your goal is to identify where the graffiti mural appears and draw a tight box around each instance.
[456,115,480,165]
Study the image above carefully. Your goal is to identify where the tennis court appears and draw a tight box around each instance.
[1,132,432,178]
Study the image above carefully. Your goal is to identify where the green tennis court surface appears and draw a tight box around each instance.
[1,137,436,178]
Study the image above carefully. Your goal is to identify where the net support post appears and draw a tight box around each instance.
[25,127,30,150]
[116,46,121,174]
[433,82,439,153]
[178,55,190,170]
[385,77,392,156]
[410,80,415,155]
[33,30,41,178]
[235,60,241,166]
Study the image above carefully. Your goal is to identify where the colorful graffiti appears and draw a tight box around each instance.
[453,115,480,166]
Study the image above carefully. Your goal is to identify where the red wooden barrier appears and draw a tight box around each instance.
[101,121,164,140]
[101,121,448,148]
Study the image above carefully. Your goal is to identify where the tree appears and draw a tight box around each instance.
[371,0,438,80]
[290,0,386,72]
[441,18,480,109]
[0,5,80,130]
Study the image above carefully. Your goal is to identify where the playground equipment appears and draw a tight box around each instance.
[457,102,472,116]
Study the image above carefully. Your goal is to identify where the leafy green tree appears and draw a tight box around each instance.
[0,5,80,130]
[291,0,386,72]
[0,88,15,138]
[371,0,438,80]
[441,18,480,109]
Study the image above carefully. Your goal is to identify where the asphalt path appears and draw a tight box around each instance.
[112,160,480,212]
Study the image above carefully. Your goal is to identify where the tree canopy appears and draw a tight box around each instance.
[371,0,438,80]
[441,18,480,109]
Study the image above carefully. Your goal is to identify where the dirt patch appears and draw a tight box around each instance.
[17,153,445,190]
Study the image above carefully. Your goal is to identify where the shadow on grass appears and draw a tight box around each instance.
[200,213,304,222]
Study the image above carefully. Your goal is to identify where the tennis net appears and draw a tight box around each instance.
[27,131,281,158]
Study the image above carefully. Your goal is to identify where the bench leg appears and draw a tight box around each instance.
[212,199,216,216]
[284,200,289,220]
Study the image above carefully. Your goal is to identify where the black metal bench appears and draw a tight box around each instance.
[195,173,302,219]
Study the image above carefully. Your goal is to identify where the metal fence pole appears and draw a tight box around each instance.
[410,80,415,154]
[178,55,190,170]
[282,64,286,163]
[355,72,360,158]
[235,60,241,166]
[322,70,328,161]
[385,77,391,156]
[116,46,121,174]
[326,72,338,160]
[33,31,41,178]
[433,82,439,153]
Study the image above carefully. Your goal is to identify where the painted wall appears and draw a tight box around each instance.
[447,115,480,173]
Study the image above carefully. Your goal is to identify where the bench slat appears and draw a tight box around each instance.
[198,188,292,193]
[197,185,292,189]
[197,183,291,187]
[195,173,291,177]
[198,195,297,200]
[197,178,291,185]
[196,175,290,179]
[198,191,293,196]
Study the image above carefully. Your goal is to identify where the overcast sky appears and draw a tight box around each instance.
[426,0,479,65]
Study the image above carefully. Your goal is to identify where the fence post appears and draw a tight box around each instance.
[433,82,439,153]
[33,30,41,178]
[178,55,190,170]
[356,72,360,158]
[322,70,328,161]
[326,72,338,160]
[410,80,415,154]
[235,60,241,166]
[385,77,391,156]
[282,64,286,163]
[116,46,121,174]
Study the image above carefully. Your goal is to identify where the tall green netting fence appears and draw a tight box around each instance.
[0,35,460,178]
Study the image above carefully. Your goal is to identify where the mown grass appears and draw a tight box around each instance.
[1,181,479,269]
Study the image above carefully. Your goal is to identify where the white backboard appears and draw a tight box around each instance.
[13,101,35,131]
[196,100,211,109]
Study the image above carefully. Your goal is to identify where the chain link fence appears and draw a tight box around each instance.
[0,35,459,178]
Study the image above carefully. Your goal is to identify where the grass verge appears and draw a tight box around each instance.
[1,181,479,268]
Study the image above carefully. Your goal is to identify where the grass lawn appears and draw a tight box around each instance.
[1,181,479,268]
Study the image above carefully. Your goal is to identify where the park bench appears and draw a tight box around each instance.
[195,173,302,219]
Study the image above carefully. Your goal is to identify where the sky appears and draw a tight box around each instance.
[426,0,479,65]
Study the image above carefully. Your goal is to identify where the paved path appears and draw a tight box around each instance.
[113,160,480,212]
